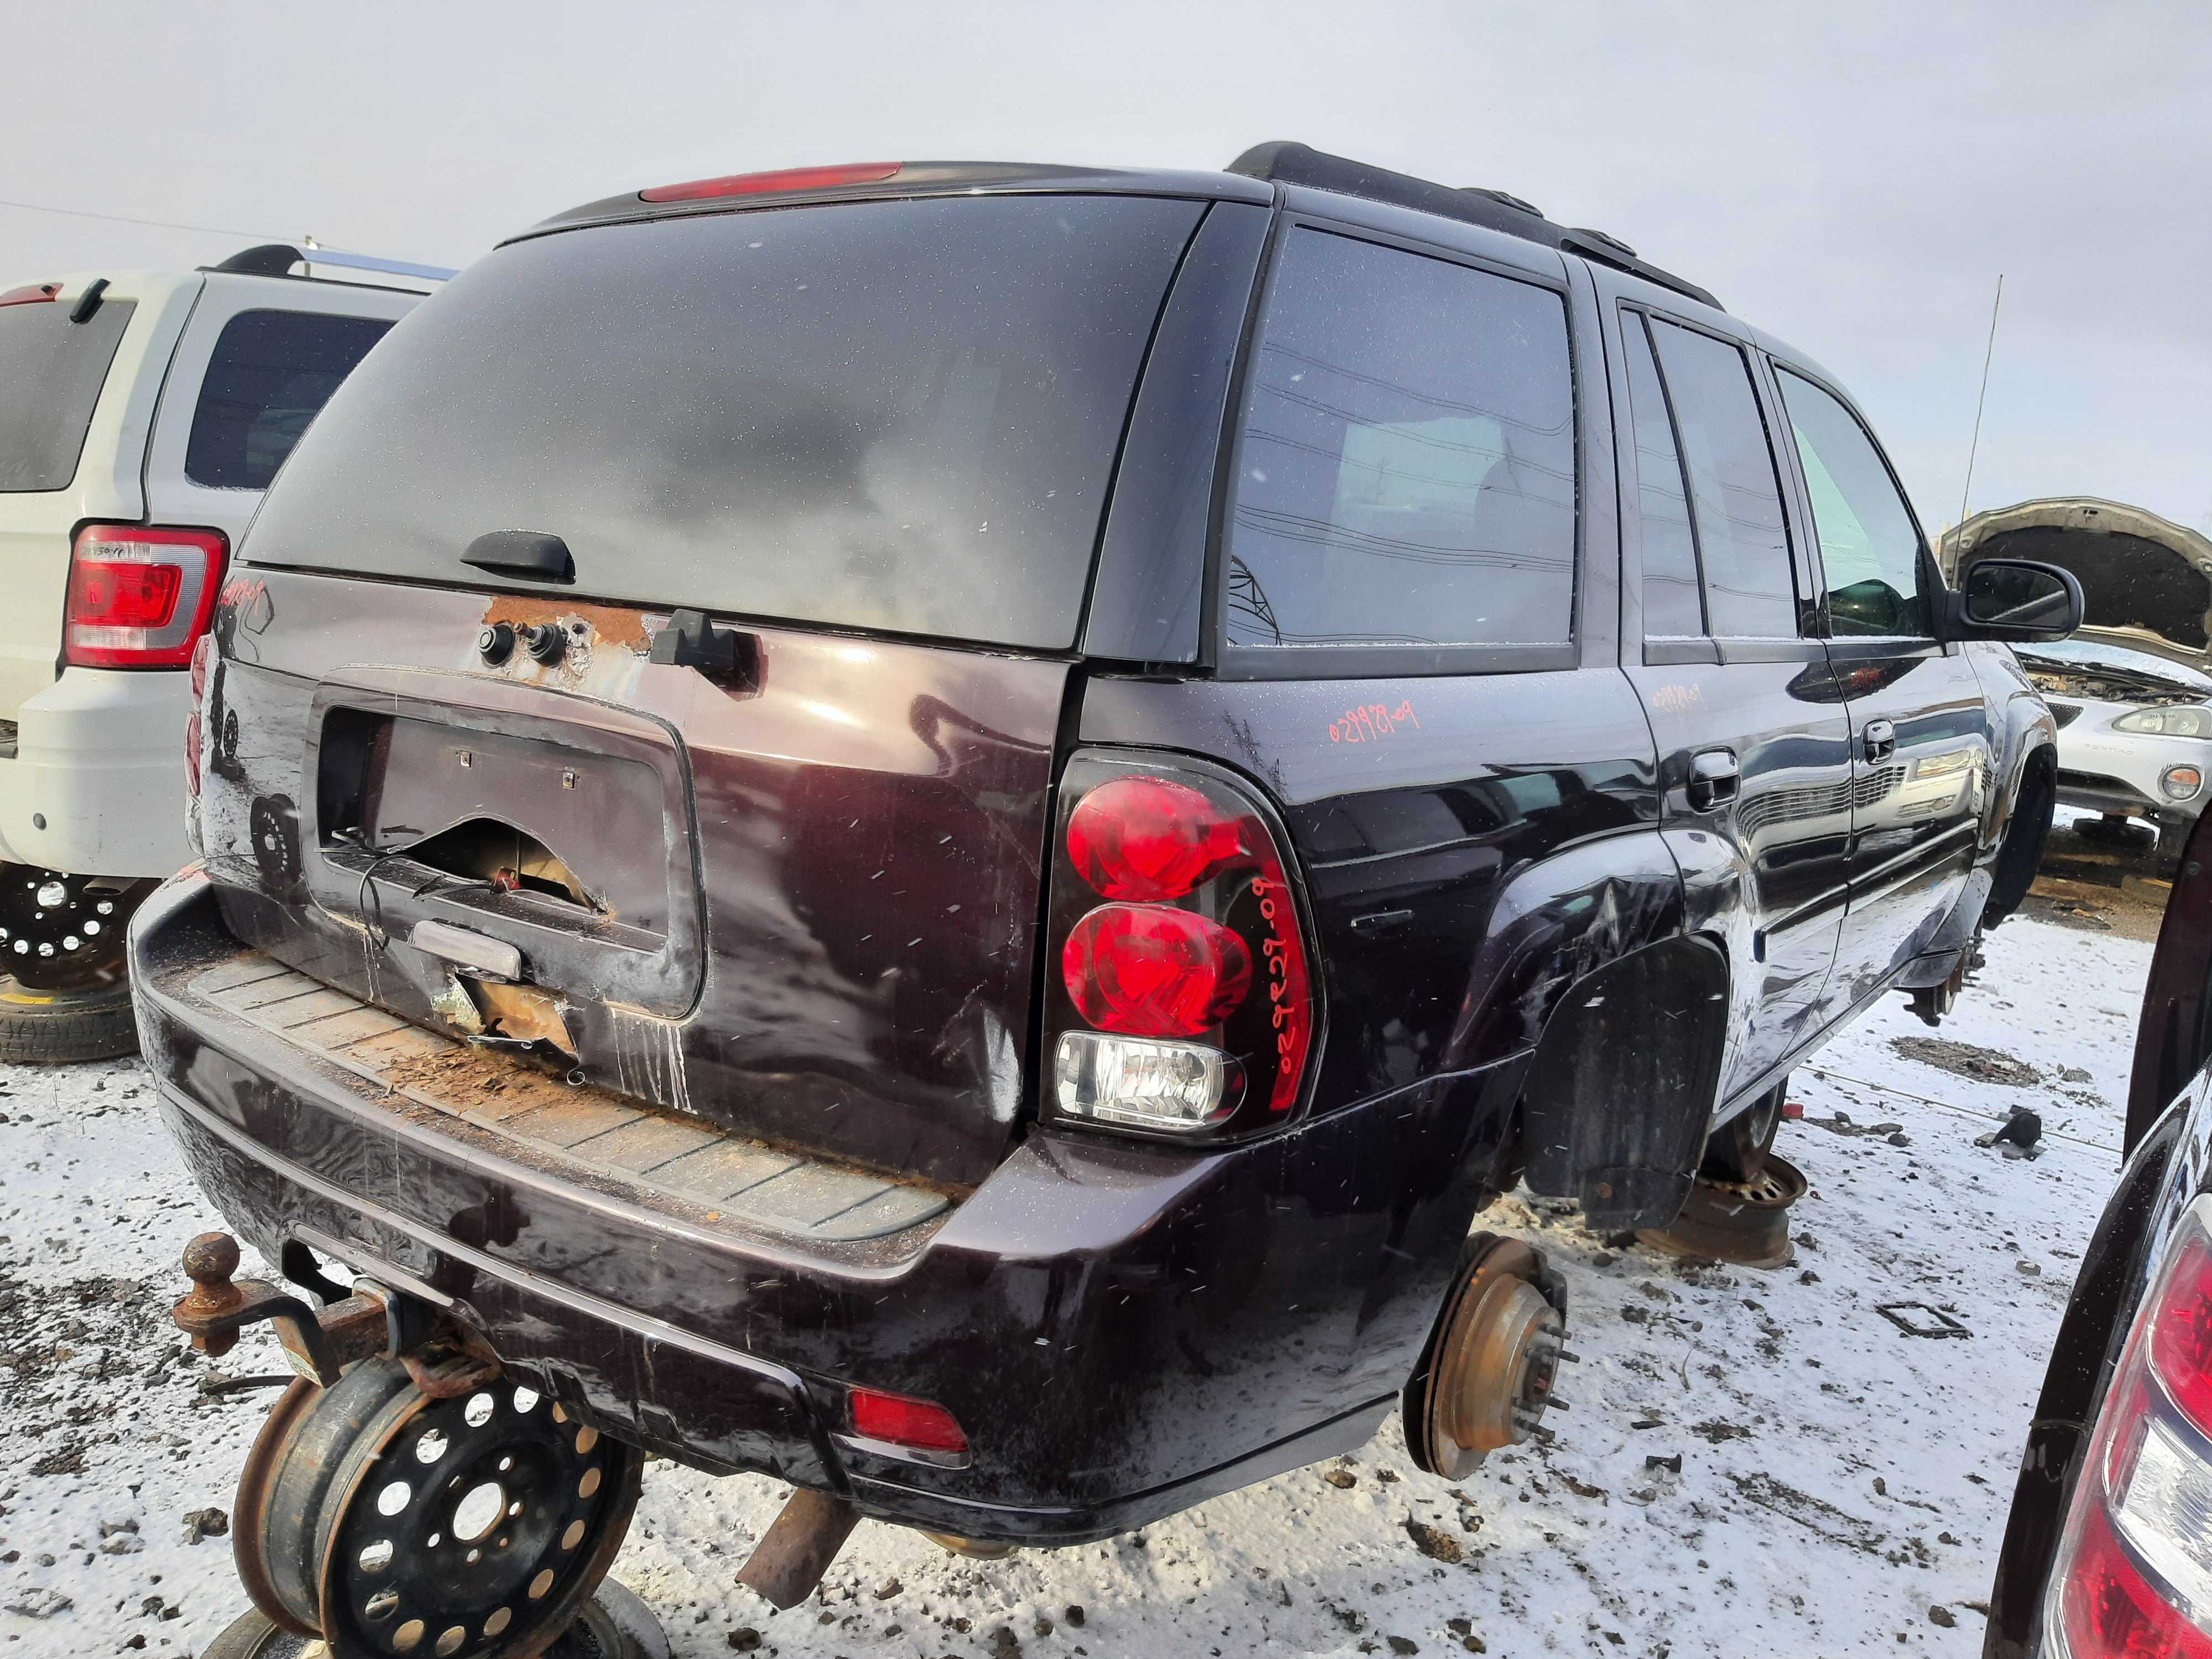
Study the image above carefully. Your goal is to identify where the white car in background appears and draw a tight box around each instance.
[0,243,444,1058]
[1944,498,2212,854]
[2013,638,2212,851]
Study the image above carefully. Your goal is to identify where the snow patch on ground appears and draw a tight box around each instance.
[0,912,2153,1657]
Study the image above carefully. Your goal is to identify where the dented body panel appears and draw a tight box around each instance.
[200,568,1065,1188]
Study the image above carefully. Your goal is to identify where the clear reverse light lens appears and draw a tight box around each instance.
[2115,1414,2212,1627]
[1054,1030,1237,1131]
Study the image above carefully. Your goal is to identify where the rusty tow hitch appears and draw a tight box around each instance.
[171,1231,404,1386]
[169,1234,645,1659]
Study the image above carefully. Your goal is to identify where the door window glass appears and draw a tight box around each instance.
[1776,369,1930,637]
[1224,228,1577,653]
[1619,312,1703,637]
[1648,319,1797,638]
[186,309,396,489]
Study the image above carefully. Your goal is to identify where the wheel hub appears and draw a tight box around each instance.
[1413,1237,1568,1479]
[234,1358,639,1659]
[0,867,148,989]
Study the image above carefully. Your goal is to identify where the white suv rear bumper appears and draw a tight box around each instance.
[0,667,191,879]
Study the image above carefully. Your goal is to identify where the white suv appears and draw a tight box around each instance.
[0,243,439,1059]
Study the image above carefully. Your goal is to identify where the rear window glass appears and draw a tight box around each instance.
[244,195,1203,650]
[0,297,136,492]
[186,309,394,490]
[1224,229,1576,653]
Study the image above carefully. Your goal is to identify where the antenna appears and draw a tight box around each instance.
[1957,274,2005,530]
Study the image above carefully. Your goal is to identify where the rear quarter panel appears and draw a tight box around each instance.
[0,272,199,718]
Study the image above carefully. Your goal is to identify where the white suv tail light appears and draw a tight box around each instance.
[64,524,228,669]
[2048,1197,2212,1656]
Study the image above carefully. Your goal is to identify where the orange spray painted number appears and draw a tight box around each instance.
[1329,701,1420,743]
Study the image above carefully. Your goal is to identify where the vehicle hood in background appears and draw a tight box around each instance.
[1940,497,2212,675]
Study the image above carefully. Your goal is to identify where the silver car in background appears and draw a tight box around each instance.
[1943,496,2212,851]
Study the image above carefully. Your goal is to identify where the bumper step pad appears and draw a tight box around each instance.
[185,954,951,1245]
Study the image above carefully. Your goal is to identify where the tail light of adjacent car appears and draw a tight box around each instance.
[2047,1197,2212,1657]
[64,524,227,669]
[640,162,901,202]
[1044,753,1318,1140]
[183,631,217,805]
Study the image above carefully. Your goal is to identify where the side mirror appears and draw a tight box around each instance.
[1948,558,2084,642]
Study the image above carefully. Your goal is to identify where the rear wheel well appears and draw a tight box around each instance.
[1514,934,1730,1232]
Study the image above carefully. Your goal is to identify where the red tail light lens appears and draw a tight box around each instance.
[1046,755,1317,1139]
[0,281,62,307]
[1062,903,1251,1037]
[2051,1202,2212,1657]
[640,162,901,203]
[848,1387,968,1455]
[65,525,227,668]
[1066,775,1241,901]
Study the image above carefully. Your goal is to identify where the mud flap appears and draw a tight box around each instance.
[1516,935,1729,1233]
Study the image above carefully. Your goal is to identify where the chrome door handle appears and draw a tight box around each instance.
[1864,719,1897,764]
[1687,748,1740,812]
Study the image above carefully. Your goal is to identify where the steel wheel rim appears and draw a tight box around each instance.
[319,1374,637,1659]
[236,1358,639,1659]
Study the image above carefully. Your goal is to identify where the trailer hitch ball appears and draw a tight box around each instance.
[177,1231,246,1359]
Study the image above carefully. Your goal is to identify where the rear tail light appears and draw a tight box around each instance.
[2049,1199,2212,1656]
[1045,754,1317,1140]
[64,524,227,668]
[0,281,62,307]
[640,162,900,203]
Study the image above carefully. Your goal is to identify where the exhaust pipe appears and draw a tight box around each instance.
[736,1488,861,1609]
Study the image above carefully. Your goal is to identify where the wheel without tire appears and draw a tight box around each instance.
[234,1359,642,1659]
[202,1583,665,1659]
[1700,1079,1785,1183]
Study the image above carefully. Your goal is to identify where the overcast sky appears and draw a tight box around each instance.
[7,0,2207,538]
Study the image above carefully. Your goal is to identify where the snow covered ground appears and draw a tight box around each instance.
[0,908,2156,1658]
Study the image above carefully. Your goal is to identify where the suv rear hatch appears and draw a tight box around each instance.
[194,189,1208,1190]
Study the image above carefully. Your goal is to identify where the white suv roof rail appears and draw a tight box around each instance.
[210,242,457,284]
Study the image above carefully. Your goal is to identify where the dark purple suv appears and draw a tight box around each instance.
[133,144,2081,1655]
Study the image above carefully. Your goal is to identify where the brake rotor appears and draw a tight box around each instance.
[233,1357,641,1659]
[1411,1236,1568,1480]
[0,867,149,990]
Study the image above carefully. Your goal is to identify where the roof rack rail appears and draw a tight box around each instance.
[1226,142,1721,312]
[211,242,456,284]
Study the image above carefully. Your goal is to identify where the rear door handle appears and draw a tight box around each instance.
[1864,719,1897,764]
[1687,748,1740,813]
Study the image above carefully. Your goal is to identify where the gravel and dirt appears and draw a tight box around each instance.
[0,891,2157,1658]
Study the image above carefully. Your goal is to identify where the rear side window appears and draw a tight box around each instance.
[1647,319,1798,639]
[1774,368,1929,637]
[1223,228,1576,654]
[244,195,1203,651]
[186,309,394,490]
[0,298,136,492]
[1618,312,1703,637]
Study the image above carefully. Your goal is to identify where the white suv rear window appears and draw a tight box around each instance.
[0,298,135,492]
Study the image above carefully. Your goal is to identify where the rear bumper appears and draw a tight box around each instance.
[131,869,1510,1542]
[0,666,191,878]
